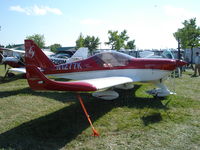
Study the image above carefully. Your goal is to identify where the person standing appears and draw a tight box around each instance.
[194,52,200,76]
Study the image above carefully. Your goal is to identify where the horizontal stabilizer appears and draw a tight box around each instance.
[9,67,26,73]
[26,65,97,91]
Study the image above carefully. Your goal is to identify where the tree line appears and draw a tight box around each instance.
[75,30,136,54]
[23,29,136,54]
[6,18,200,65]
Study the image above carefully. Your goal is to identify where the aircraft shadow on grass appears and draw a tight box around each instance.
[0,85,169,150]
[0,87,76,103]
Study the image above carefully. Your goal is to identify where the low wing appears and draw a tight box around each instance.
[26,65,133,92]
[78,77,133,90]
[1,48,25,54]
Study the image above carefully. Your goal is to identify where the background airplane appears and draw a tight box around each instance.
[139,49,175,59]
[0,46,88,75]
[0,48,26,69]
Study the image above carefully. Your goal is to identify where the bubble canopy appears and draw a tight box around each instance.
[92,51,133,67]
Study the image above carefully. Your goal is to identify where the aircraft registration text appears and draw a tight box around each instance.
[56,62,82,70]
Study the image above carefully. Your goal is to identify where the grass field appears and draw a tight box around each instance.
[0,65,200,150]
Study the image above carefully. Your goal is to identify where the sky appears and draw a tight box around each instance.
[0,0,200,49]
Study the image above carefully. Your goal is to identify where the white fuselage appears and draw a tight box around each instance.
[49,69,171,83]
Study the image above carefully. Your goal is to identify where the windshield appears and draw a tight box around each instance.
[93,51,133,67]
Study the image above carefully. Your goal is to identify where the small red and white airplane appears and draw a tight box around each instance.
[24,40,187,136]
[25,40,187,99]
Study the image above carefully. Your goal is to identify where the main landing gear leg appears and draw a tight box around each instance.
[77,94,99,136]
[2,69,9,81]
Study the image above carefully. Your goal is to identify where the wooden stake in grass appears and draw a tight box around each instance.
[77,94,99,136]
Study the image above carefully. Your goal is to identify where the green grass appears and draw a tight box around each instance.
[0,65,200,150]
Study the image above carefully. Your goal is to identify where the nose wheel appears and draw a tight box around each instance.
[146,81,175,97]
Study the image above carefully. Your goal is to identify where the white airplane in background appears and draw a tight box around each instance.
[0,47,54,69]
[139,50,175,59]
[49,47,88,65]
[0,46,88,74]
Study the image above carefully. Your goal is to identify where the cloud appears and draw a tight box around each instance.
[10,5,27,13]
[9,5,62,16]
[164,5,196,19]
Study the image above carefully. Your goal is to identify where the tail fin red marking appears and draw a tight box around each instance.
[25,40,55,69]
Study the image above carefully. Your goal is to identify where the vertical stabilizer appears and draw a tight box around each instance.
[71,47,88,59]
[25,40,55,69]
